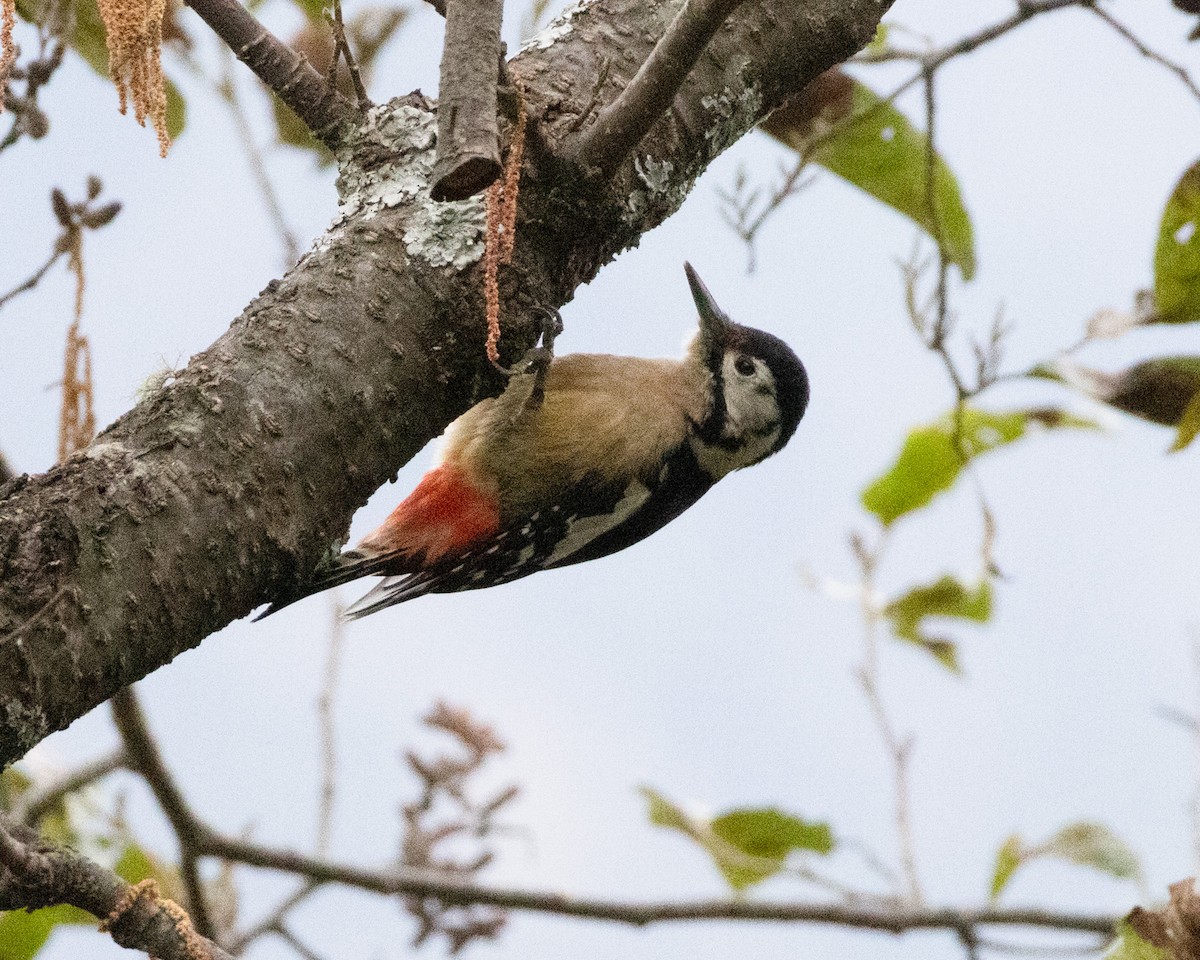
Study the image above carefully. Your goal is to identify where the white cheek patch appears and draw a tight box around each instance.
[543,480,652,567]
[721,356,779,439]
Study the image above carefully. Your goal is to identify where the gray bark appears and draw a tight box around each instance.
[0,0,891,767]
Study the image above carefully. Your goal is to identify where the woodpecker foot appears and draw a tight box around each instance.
[498,307,562,413]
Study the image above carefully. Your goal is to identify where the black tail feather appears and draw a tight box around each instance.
[252,548,416,621]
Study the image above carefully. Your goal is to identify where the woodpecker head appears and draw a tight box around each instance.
[685,263,809,475]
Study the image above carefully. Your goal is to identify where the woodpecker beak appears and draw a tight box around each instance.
[684,263,731,367]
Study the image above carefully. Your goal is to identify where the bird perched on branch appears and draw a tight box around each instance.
[258,264,809,621]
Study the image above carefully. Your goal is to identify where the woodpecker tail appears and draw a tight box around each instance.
[252,549,413,620]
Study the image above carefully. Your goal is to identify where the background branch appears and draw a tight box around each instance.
[183,0,359,147]
[130,827,1122,937]
[111,687,217,940]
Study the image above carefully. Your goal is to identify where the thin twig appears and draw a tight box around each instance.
[218,56,301,267]
[855,532,925,905]
[326,0,368,107]
[570,0,748,175]
[227,881,321,953]
[315,597,344,857]
[14,751,127,824]
[1086,4,1200,105]
[274,923,327,960]
[0,248,66,311]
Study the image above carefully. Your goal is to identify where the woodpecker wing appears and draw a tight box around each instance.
[342,447,714,619]
[543,443,713,569]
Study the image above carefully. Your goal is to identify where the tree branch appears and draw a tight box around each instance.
[183,0,359,147]
[142,828,1124,937]
[0,814,234,960]
[569,0,747,175]
[430,0,504,200]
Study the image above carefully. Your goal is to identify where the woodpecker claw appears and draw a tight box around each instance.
[496,307,562,415]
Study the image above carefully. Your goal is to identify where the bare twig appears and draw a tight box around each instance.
[14,750,127,824]
[570,0,748,175]
[183,0,359,147]
[326,0,368,107]
[274,923,327,960]
[0,247,65,310]
[1086,5,1200,105]
[856,0,1085,66]
[217,57,301,267]
[854,532,925,905]
[315,598,344,857]
[430,0,504,200]
[227,881,321,953]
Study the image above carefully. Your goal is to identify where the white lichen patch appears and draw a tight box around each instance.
[521,0,590,51]
[623,154,694,227]
[700,79,763,156]
[331,102,485,271]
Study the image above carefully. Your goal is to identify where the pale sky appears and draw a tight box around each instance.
[5,1,1200,958]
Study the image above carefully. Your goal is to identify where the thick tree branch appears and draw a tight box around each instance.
[0,0,892,768]
[430,0,504,200]
[568,0,746,175]
[0,815,234,960]
[183,0,360,147]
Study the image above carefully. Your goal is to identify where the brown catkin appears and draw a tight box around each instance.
[0,0,14,113]
[482,79,527,366]
[96,0,170,156]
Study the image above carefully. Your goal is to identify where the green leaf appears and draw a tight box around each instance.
[114,843,157,884]
[1106,921,1167,960]
[643,786,692,833]
[0,767,33,811]
[1172,390,1200,451]
[347,7,409,75]
[989,834,1024,901]
[291,0,327,27]
[1040,357,1200,441]
[866,22,889,53]
[1155,159,1200,323]
[165,78,186,140]
[17,0,107,74]
[643,789,833,892]
[711,808,834,859]
[763,71,975,280]
[1043,822,1141,881]
[113,843,183,902]
[884,575,991,672]
[862,407,1096,525]
[0,905,93,960]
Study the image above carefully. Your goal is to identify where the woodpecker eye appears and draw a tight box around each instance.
[734,355,756,377]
